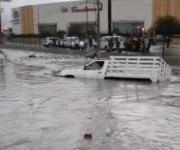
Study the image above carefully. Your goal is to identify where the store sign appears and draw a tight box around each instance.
[71,3,98,13]
[71,6,97,12]
[71,2,103,13]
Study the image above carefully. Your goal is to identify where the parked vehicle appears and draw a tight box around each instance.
[79,40,85,50]
[59,56,171,83]
[42,37,59,47]
[63,36,80,49]
[100,35,125,51]
[56,39,64,48]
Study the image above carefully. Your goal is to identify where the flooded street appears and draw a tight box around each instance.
[0,49,180,150]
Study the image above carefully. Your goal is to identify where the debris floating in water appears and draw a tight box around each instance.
[29,55,36,58]
[83,133,92,140]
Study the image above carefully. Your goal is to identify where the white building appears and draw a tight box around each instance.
[11,0,153,35]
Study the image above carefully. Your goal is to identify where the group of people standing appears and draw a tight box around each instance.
[106,35,151,54]
[125,35,151,53]
[85,32,151,54]
[108,37,125,52]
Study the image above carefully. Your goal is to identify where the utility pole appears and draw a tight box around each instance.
[162,0,171,58]
[108,0,112,35]
[37,6,40,33]
[86,0,88,37]
[0,2,2,43]
[96,0,100,52]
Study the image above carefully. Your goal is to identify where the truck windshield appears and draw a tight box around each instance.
[84,61,104,70]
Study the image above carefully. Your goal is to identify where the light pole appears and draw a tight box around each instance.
[37,6,40,33]
[162,0,171,58]
[108,0,112,35]
[86,0,88,37]
[0,4,1,43]
[0,3,3,43]
[96,0,100,51]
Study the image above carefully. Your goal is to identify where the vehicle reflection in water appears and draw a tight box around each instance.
[0,49,180,150]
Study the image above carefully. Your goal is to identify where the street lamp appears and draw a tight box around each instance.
[86,0,101,56]
[108,0,112,35]
[96,0,100,51]
[85,0,88,37]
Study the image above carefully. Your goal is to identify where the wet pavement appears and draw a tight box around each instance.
[0,49,180,150]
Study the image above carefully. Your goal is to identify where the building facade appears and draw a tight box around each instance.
[11,0,180,35]
[153,0,180,23]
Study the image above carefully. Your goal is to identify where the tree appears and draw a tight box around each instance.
[155,16,180,57]
[156,16,180,36]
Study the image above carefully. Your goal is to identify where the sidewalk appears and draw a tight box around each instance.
[1,43,180,66]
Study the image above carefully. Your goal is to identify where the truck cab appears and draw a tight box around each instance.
[60,60,108,79]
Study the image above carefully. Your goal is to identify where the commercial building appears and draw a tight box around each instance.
[153,0,180,22]
[11,0,180,35]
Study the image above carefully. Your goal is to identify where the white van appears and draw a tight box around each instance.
[42,37,59,47]
[63,36,80,49]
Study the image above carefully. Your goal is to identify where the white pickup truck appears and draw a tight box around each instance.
[60,56,171,83]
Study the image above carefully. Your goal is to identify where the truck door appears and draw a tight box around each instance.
[83,61,105,79]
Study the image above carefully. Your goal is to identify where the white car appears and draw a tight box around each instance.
[63,36,80,49]
[42,37,59,47]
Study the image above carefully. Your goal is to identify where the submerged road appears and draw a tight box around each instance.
[0,49,180,150]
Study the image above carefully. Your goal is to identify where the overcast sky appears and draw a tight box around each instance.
[1,0,77,29]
